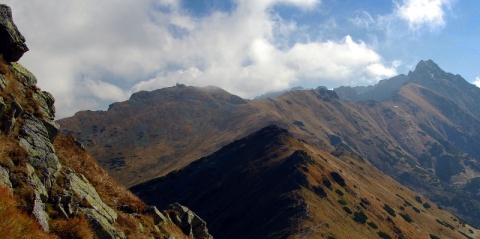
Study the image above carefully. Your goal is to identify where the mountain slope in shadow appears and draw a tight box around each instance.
[132,125,479,239]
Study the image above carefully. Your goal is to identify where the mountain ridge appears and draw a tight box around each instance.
[132,124,479,239]
[58,58,480,229]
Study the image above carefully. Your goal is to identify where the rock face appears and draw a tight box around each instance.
[0,5,210,239]
[0,4,28,62]
[166,203,213,239]
[0,4,123,238]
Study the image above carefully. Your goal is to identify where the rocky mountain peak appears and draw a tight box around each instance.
[414,59,441,73]
[409,59,449,81]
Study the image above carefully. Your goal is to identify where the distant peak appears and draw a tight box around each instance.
[414,59,443,74]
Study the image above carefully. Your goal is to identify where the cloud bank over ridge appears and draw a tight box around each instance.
[4,0,458,118]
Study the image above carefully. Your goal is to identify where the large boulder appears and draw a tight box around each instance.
[0,4,28,62]
[166,203,213,239]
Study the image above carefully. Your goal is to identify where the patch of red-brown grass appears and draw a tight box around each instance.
[0,57,44,129]
[54,135,146,212]
[50,213,94,239]
[0,185,55,239]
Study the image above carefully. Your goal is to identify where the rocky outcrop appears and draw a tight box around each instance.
[0,5,209,239]
[0,4,125,238]
[0,4,28,62]
[166,203,213,239]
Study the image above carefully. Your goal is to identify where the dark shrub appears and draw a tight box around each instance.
[330,172,346,187]
[353,211,368,224]
[343,207,352,214]
[415,195,423,203]
[367,221,378,229]
[378,231,392,239]
[383,204,396,217]
[399,213,413,223]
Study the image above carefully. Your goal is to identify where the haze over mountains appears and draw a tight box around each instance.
[58,59,480,235]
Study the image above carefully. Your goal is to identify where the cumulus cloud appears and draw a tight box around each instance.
[395,0,452,30]
[473,77,480,88]
[5,0,396,118]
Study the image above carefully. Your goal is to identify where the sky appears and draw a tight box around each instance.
[4,0,480,118]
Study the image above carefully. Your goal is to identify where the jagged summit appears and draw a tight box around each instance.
[334,59,479,106]
[413,59,441,73]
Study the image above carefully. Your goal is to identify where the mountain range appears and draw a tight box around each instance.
[58,58,480,235]
[5,2,480,238]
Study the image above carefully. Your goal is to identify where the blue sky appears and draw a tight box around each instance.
[4,0,480,118]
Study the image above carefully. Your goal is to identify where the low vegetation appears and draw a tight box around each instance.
[399,213,413,223]
[383,204,396,217]
[0,186,53,239]
[367,221,378,229]
[378,231,392,239]
[353,211,368,224]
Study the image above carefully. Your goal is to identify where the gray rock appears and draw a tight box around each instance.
[54,194,78,219]
[0,96,5,118]
[166,203,213,239]
[68,173,117,223]
[0,166,12,188]
[81,208,125,239]
[19,112,61,190]
[0,4,28,62]
[25,163,48,201]
[145,206,167,225]
[32,191,50,232]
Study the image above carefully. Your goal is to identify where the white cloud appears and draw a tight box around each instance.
[396,0,452,30]
[285,36,397,84]
[473,77,480,88]
[4,0,396,118]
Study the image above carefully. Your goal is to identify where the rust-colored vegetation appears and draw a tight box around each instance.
[0,185,54,239]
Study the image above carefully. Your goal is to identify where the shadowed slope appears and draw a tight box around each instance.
[132,125,479,239]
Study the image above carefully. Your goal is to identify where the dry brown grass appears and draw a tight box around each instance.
[50,213,94,239]
[0,56,44,130]
[53,135,190,238]
[0,185,55,239]
[54,135,146,212]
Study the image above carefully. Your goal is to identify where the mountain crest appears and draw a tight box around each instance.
[413,59,442,74]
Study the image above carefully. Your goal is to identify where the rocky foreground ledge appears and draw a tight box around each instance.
[0,4,212,239]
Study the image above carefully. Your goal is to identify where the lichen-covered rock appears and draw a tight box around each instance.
[145,205,167,225]
[32,191,50,232]
[81,208,125,239]
[0,96,5,118]
[0,165,12,188]
[0,4,28,62]
[19,112,61,191]
[54,193,78,219]
[68,173,118,224]
[166,203,213,239]
[25,163,48,200]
